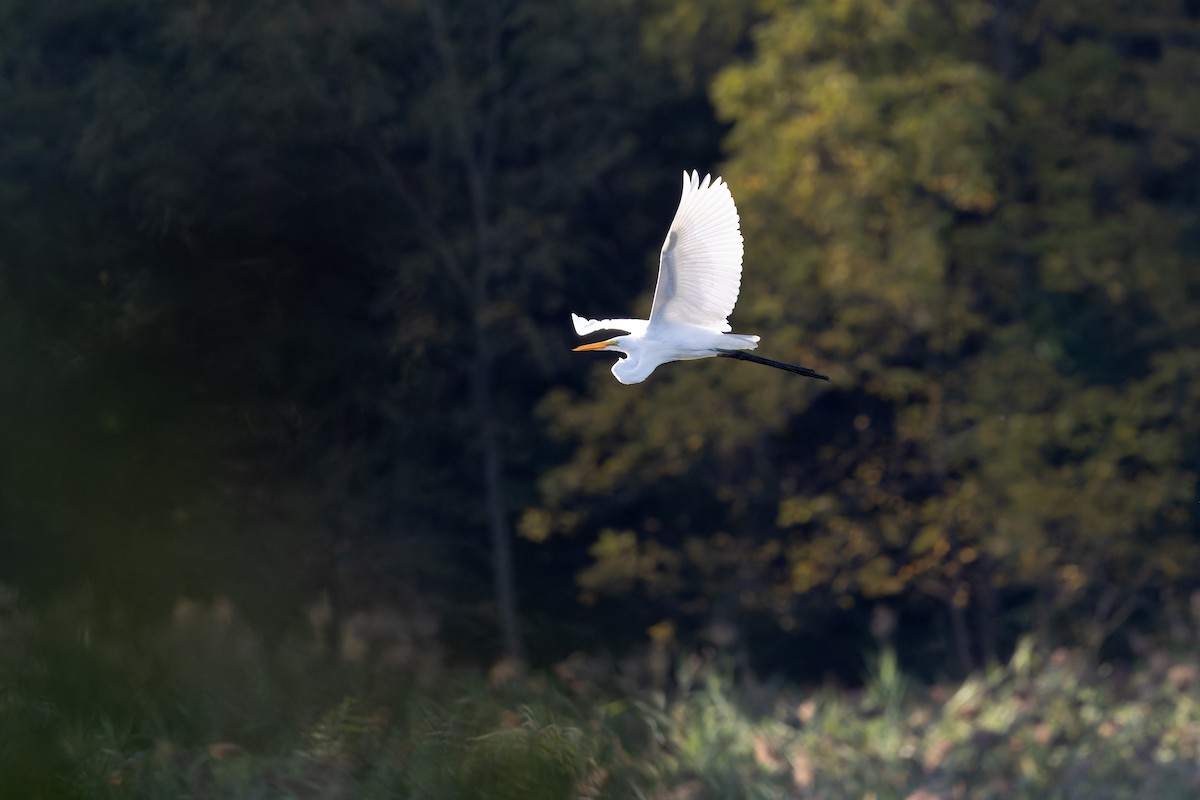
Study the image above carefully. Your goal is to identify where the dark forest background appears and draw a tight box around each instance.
[2,0,1200,796]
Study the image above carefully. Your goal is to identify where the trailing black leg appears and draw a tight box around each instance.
[716,349,829,381]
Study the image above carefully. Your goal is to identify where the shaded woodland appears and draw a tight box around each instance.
[2,0,1200,795]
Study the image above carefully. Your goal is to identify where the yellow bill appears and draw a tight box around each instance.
[572,339,617,352]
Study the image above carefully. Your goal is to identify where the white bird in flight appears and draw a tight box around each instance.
[572,171,829,385]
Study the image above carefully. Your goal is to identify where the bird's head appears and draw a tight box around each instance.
[572,336,658,384]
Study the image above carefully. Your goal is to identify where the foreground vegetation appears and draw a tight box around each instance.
[5,603,1200,800]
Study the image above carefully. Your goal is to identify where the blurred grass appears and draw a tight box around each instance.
[3,601,1200,799]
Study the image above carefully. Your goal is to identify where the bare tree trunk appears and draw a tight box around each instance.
[1083,564,1154,661]
[469,321,524,666]
[992,0,1017,81]
[948,594,974,675]
[426,0,525,668]
[945,522,975,674]
[1036,581,1055,657]
[467,170,523,665]
[976,562,999,666]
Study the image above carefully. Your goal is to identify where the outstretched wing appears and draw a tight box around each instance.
[571,313,648,337]
[649,171,745,332]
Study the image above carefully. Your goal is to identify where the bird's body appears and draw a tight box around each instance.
[572,171,828,384]
[572,313,760,384]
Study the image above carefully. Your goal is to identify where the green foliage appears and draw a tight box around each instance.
[532,0,1200,669]
[7,600,1200,800]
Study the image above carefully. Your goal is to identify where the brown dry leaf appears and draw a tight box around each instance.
[488,657,522,686]
[655,779,705,800]
[207,742,244,760]
[790,745,815,789]
[907,707,934,728]
[578,766,609,798]
[1168,663,1198,690]
[752,732,783,772]
[796,698,818,724]
[923,738,954,771]
[904,791,946,800]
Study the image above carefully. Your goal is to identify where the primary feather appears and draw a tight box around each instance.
[649,171,744,332]
[570,313,648,337]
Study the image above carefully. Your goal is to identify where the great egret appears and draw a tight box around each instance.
[572,171,829,385]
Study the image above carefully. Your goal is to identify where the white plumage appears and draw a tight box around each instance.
[651,171,744,332]
[572,171,827,385]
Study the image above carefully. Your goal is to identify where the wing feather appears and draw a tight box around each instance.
[649,171,745,332]
[571,313,648,336]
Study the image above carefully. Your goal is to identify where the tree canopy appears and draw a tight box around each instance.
[1,0,1197,677]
